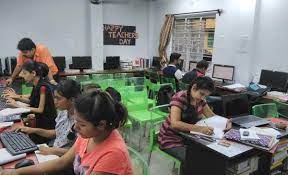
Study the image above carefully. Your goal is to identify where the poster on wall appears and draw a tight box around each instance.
[103,24,138,45]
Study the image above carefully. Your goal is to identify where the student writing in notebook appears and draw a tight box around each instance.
[13,80,81,156]
[3,60,57,144]
[0,90,133,175]
[158,76,232,174]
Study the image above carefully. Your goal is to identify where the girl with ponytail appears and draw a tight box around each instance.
[4,60,57,144]
[0,90,133,175]
[158,76,231,172]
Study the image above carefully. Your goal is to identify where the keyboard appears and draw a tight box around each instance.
[0,115,21,122]
[0,131,38,155]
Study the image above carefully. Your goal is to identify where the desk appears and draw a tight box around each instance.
[59,69,145,77]
[0,121,38,169]
[179,132,261,175]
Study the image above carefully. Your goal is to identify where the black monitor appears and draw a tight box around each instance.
[71,56,92,72]
[105,56,120,70]
[259,69,288,92]
[152,56,161,70]
[189,61,197,71]
[212,64,235,83]
[222,93,249,117]
[53,56,66,72]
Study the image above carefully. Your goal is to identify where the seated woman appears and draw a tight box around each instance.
[14,79,81,156]
[4,60,57,144]
[158,76,231,172]
[0,90,133,175]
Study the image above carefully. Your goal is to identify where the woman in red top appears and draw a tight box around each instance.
[0,90,133,175]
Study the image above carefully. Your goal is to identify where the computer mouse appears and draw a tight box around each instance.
[15,159,35,169]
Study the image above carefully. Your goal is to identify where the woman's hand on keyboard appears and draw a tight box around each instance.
[2,89,19,100]
[6,98,18,108]
[0,169,19,175]
[14,126,35,135]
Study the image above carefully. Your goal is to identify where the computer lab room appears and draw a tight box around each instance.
[0,0,288,175]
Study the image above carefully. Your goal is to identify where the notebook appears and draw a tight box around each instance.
[35,144,59,163]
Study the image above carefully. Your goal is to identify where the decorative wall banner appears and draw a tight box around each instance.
[103,24,138,45]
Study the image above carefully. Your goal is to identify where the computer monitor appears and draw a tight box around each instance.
[259,69,288,92]
[152,56,161,70]
[105,56,120,70]
[53,56,66,72]
[177,59,184,71]
[222,93,249,117]
[212,64,235,82]
[189,61,197,71]
[71,56,92,72]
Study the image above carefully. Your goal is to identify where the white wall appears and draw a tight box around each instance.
[102,0,149,62]
[149,0,257,85]
[251,0,288,82]
[0,0,91,66]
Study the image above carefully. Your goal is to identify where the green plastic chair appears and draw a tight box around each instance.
[66,75,76,80]
[76,75,90,82]
[91,79,109,90]
[21,84,33,95]
[148,121,181,173]
[273,99,288,118]
[252,103,279,118]
[125,85,165,150]
[107,78,126,88]
[127,146,149,175]
[120,119,133,143]
[179,81,190,90]
[160,76,177,91]
[126,77,145,86]
[91,74,113,81]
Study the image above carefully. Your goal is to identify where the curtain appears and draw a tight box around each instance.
[158,14,175,67]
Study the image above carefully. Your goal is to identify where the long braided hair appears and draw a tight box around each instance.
[183,76,215,123]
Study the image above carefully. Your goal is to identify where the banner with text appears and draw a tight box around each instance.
[103,24,138,45]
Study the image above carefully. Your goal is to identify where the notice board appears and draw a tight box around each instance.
[103,24,138,45]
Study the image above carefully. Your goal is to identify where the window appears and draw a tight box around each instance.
[172,16,216,71]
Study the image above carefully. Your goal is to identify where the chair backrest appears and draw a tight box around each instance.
[127,146,149,175]
[273,99,288,118]
[91,73,113,81]
[179,81,190,90]
[125,85,148,111]
[252,103,279,118]
[76,75,90,82]
[126,77,145,86]
[160,76,177,91]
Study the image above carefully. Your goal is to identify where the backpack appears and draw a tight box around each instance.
[156,85,175,112]
[105,87,122,102]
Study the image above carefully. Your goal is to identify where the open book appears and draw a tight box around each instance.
[190,115,228,139]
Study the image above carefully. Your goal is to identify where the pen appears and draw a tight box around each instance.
[203,120,214,135]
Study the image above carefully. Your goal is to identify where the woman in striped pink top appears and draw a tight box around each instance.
[158,76,231,174]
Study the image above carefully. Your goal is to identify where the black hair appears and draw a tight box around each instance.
[74,90,128,130]
[22,60,48,78]
[196,60,209,70]
[17,38,36,51]
[56,79,81,100]
[182,76,215,123]
[169,53,181,63]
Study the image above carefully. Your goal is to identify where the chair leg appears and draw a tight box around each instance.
[138,125,143,151]
[143,122,147,137]
[147,151,152,165]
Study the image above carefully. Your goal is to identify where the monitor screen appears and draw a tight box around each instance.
[259,69,288,92]
[189,61,197,71]
[152,57,161,69]
[72,56,92,70]
[53,56,66,72]
[212,64,235,81]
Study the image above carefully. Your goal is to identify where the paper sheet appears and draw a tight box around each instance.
[240,128,260,141]
[190,116,228,139]
[0,108,30,117]
[0,148,26,165]
[223,83,246,89]
[0,122,13,128]
[35,144,59,163]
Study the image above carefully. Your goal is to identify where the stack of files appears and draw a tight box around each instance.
[0,148,26,165]
[224,128,278,151]
[0,108,30,117]
[267,91,288,102]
